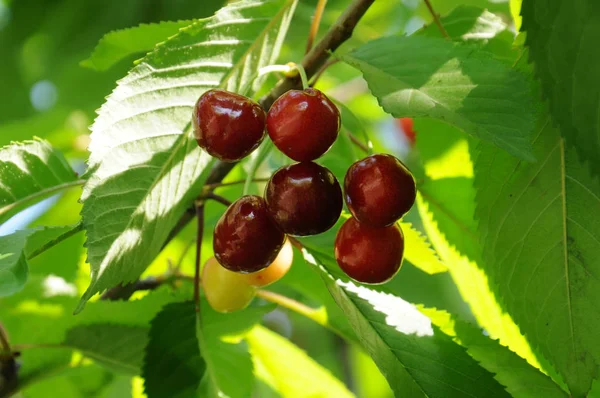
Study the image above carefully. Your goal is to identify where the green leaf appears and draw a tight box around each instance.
[521,0,600,177]
[418,5,517,64]
[1,282,185,387]
[196,299,260,398]
[246,325,354,398]
[422,308,568,398]
[81,21,195,71]
[402,222,446,274]
[303,250,510,398]
[341,36,536,159]
[474,117,600,396]
[64,324,148,375]
[78,0,298,311]
[143,302,205,398]
[414,118,541,371]
[420,6,506,41]
[0,139,77,224]
[0,230,30,296]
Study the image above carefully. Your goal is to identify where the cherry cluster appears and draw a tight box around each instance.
[192,87,416,312]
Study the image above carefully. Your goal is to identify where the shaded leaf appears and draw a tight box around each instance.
[64,324,149,375]
[422,308,568,398]
[246,325,354,398]
[303,249,510,398]
[474,117,600,396]
[78,0,298,311]
[143,302,205,398]
[0,139,77,225]
[521,0,600,177]
[342,36,535,159]
[82,21,195,71]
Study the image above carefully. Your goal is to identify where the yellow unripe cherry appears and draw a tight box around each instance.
[202,256,256,313]
[243,239,294,287]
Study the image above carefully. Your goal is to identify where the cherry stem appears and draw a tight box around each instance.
[423,0,449,39]
[306,0,328,54]
[256,289,349,341]
[240,63,309,97]
[194,201,205,312]
[202,192,232,207]
[243,140,274,196]
[346,129,370,154]
[0,322,10,354]
[310,58,339,87]
[204,178,269,190]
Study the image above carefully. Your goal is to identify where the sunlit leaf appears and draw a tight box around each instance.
[0,139,77,225]
[246,325,354,398]
[402,222,446,274]
[303,249,510,397]
[78,0,298,311]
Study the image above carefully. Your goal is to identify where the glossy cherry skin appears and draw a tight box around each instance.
[243,239,293,287]
[344,154,416,227]
[213,195,285,273]
[202,257,256,313]
[267,88,340,162]
[265,162,342,236]
[334,217,404,284]
[193,89,266,162]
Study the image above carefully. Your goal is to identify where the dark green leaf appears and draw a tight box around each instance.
[82,21,195,71]
[521,0,600,177]
[78,0,299,311]
[342,36,536,159]
[474,117,600,396]
[304,250,510,397]
[0,139,77,224]
[64,324,148,375]
[143,302,205,398]
[423,308,568,398]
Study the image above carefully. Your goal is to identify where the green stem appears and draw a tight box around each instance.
[243,140,274,196]
[256,289,349,341]
[27,223,84,260]
[0,179,85,219]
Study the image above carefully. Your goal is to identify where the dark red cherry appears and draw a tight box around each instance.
[344,154,416,227]
[192,89,266,162]
[213,195,285,273]
[266,88,340,162]
[265,162,342,236]
[334,217,404,284]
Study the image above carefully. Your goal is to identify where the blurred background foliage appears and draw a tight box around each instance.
[0,0,515,396]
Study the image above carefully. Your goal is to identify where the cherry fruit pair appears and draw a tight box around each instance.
[335,153,416,284]
[193,87,339,162]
